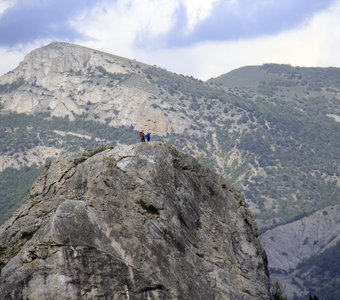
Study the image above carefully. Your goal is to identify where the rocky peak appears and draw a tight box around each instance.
[9,42,144,81]
[0,142,269,299]
[0,42,189,135]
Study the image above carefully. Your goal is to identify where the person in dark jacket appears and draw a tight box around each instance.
[145,132,151,142]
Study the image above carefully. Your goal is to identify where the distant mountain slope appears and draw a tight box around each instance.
[208,63,340,228]
[209,65,280,88]
[209,63,340,88]
[260,205,340,299]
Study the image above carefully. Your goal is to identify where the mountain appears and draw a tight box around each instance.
[0,142,270,299]
[1,42,339,230]
[260,204,340,299]
[0,41,188,135]
[0,42,339,297]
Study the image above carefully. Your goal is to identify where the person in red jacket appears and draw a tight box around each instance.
[139,130,145,142]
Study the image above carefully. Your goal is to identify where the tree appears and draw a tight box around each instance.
[271,281,288,300]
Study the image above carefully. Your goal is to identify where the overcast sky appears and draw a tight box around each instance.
[1,0,340,80]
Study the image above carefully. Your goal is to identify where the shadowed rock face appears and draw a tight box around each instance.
[0,142,269,299]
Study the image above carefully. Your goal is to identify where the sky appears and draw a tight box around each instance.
[1,0,340,80]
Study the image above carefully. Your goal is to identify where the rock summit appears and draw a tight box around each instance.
[0,142,269,299]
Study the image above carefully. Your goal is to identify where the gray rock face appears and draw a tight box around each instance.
[0,143,269,299]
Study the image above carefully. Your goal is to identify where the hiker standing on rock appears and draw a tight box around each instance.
[139,130,145,142]
[145,132,151,142]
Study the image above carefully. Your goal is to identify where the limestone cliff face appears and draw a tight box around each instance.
[0,42,191,135]
[0,143,269,299]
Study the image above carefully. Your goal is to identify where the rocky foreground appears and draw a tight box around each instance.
[0,142,269,299]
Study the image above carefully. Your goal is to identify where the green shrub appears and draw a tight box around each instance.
[138,199,159,215]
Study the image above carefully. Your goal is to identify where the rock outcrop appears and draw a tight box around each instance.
[0,142,269,299]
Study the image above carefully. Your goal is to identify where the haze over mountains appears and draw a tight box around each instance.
[0,42,339,299]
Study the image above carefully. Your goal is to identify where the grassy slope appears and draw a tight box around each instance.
[293,242,340,300]
[207,64,340,228]
[0,166,41,224]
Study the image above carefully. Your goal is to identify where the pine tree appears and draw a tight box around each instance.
[271,281,288,300]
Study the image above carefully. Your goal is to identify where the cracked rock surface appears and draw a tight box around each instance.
[0,142,269,299]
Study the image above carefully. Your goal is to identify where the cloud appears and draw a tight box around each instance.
[2,0,335,50]
[0,0,16,15]
[72,0,340,80]
[181,0,221,33]
[74,0,179,56]
[0,47,25,75]
[1,0,340,80]
[151,0,336,47]
[0,0,99,47]
[137,0,340,80]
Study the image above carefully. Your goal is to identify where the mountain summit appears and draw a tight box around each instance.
[0,41,190,135]
[0,142,269,299]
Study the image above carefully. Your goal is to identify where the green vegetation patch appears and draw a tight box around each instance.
[95,66,128,81]
[21,229,38,240]
[138,199,160,215]
[0,112,138,155]
[295,242,340,300]
[0,77,25,93]
[0,246,7,256]
[0,165,42,225]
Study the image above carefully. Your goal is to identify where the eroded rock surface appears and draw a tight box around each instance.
[0,142,269,299]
